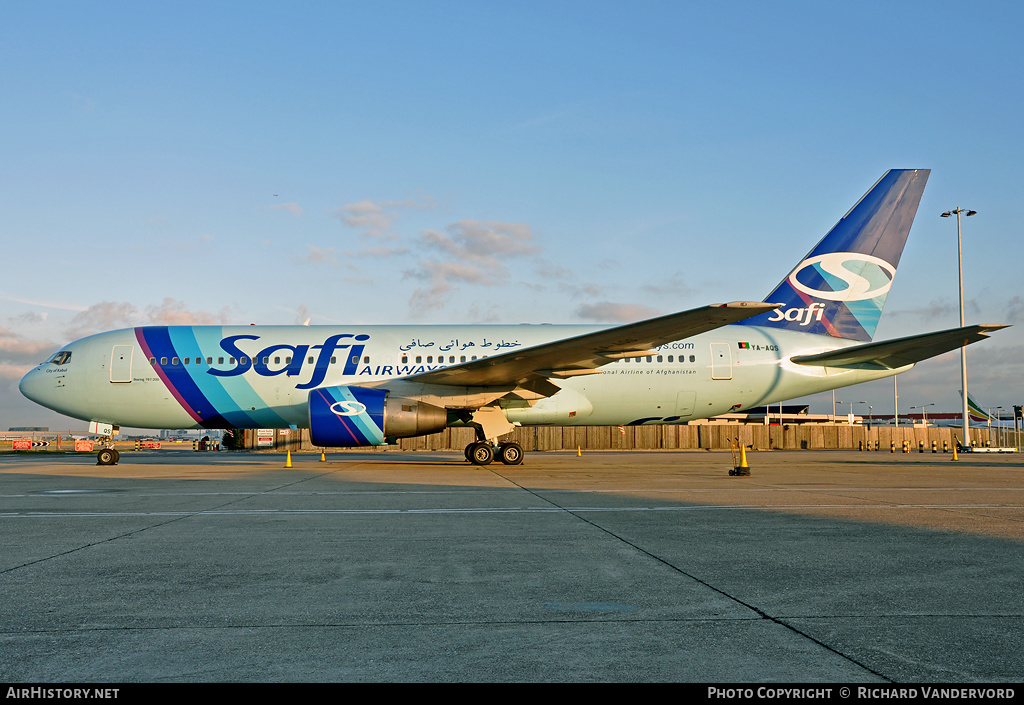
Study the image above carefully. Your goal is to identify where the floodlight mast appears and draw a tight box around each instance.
[941,207,977,449]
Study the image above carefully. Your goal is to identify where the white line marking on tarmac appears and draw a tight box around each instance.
[2,503,1023,518]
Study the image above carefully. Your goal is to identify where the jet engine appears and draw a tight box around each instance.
[308,385,448,447]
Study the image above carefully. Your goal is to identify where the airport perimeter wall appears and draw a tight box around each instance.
[240,424,1000,452]
[1,425,1007,454]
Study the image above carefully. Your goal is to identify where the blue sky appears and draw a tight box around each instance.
[3,1,1022,430]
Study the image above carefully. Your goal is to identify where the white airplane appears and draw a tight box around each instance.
[20,169,1007,466]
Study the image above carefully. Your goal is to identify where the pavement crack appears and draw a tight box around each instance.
[491,467,894,682]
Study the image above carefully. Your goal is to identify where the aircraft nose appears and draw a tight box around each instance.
[19,367,49,406]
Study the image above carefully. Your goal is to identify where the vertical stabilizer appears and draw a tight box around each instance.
[738,169,929,341]
[962,391,995,423]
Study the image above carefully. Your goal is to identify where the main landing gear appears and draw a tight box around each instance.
[458,406,523,466]
[464,441,524,466]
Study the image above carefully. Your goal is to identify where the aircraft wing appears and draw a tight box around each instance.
[404,301,779,389]
[789,324,1009,370]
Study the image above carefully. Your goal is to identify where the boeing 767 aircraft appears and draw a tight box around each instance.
[20,169,1007,466]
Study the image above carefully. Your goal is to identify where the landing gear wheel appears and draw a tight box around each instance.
[498,442,524,465]
[468,442,494,466]
[112,449,120,464]
[97,448,117,466]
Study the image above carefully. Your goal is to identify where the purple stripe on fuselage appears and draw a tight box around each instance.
[135,327,227,427]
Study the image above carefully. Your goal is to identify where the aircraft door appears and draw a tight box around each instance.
[710,343,732,380]
[110,345,133,383]
[675,391,696,417]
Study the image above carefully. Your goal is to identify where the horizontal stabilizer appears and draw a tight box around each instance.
[407,301,779,388]
[790,324,1009,370]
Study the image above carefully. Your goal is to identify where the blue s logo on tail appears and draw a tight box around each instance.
[739,169,930,341]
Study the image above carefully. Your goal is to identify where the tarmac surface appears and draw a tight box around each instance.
[1,448,1022,683]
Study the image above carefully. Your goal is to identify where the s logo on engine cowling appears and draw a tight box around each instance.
[788,253,895,302]
[330,400,367,416]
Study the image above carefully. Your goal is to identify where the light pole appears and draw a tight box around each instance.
[894,377,899,428]
[989,406,1003,446]
[838,400,867,424]
[941,207,977,449]
[910,403,935,426]
[852,401,870,427]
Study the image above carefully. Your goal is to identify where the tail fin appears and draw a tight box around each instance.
[738,169,929,341]
[962,391,995,423]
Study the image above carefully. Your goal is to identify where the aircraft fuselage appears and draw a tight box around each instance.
[19,323,907,431]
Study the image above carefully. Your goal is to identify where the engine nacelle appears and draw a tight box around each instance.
[308,385,448,447]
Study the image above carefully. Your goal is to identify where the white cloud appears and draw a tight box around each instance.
[0,292,87,312]
[7,311,48,324]
[405,221,540,313]
[887,299,959,322]
[63,299,232,339]
[269,202,304,218]
[351,245,409,258]
[1007,296,1024,323]
[331,197,433,240]
[421,220,539,269]
[405,260,497,312]
[0,327,58,380]
[574,302,662,323]
[144,298,232,327]
[641,274,697,300]
[64,302,138,339]
[301,245,341,265]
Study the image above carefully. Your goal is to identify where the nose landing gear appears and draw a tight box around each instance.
[97,447,120,465]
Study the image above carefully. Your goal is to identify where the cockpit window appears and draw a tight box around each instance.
[48,351,72,365]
